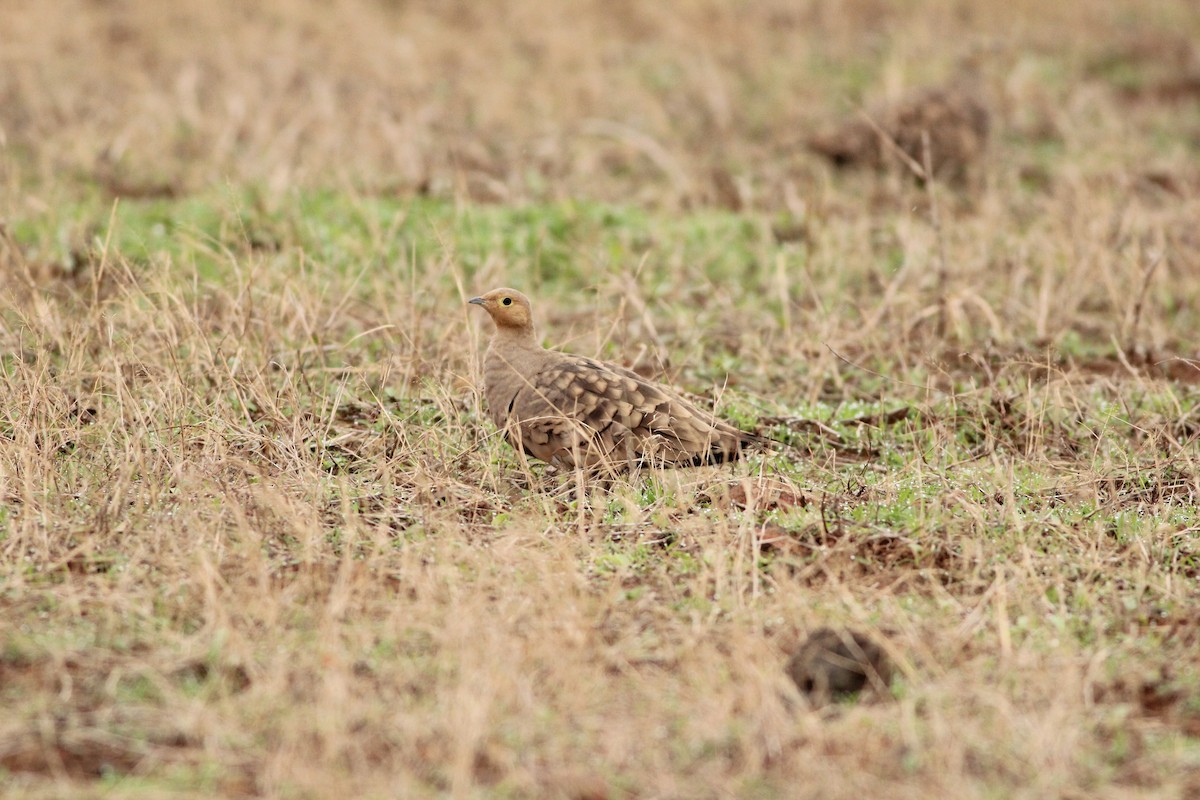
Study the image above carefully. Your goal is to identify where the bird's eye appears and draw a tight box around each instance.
[501,297,513,306]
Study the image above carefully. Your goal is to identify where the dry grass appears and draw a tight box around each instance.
[2,0,1200,797]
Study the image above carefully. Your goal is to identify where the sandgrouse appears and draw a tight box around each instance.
[469,288,765,471]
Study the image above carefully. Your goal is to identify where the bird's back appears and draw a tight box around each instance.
[484,339,759,470]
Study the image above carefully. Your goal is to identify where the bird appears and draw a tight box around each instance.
[468,288,767,471]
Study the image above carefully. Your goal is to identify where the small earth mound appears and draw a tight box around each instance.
[808,83,990,182]
[786,627,893,707]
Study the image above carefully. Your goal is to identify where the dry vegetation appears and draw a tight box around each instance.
[2,0,1200,797]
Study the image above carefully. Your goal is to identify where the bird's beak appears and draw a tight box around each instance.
[468,296,485,306]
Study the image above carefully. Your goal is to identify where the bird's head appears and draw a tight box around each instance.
[468,288,534,332]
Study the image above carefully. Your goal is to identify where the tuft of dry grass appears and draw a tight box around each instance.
[2,0,1200,797]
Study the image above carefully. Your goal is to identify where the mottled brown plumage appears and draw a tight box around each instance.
[469,288,764,471]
